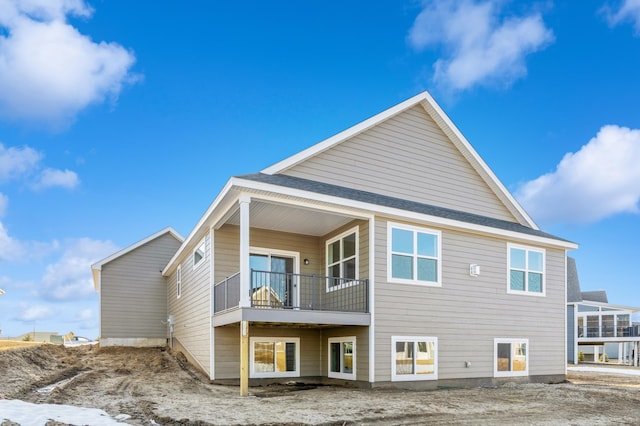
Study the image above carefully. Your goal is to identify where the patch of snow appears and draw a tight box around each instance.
[568,366,640,376]
[0,399,124,426]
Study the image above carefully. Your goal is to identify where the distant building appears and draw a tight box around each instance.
[567,257,640,365]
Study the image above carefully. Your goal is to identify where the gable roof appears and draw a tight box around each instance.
[261,91,538,230]
[236,173,572,244]
[567,257,582,303]
[581,290,609,304]
[91,227,184,291]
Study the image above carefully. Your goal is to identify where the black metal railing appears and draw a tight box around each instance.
[213,269,368,314]
[213,272,240,313]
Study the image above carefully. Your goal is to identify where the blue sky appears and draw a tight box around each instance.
[1,0,640,339]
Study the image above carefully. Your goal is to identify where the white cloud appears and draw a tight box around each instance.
[0,0,138,127]
[408,0,554,92]
[15,303,56,322]
[0,142,79,190]
[32,168,79,190]
[516,125,640,225]
[0,193,7,217]
[0,143,42,182]
[605,0,640,34]
[0,222,25,261]
[39,238,119,301]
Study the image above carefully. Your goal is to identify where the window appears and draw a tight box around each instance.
[391,336,437,381]
[193,239,205,269]
[176,265,182,299]
[250,337,300,378]
[508,245,544,295]
[328,336,356,380]
[388,223,441,286]
[494,338,528,377]
[326,227,358,290]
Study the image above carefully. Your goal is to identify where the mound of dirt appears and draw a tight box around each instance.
[4,345,640,425]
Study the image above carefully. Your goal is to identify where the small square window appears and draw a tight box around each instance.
[508,245,544,296]
[494,338,529,377]
[193,239,206,269]
[388,223,441,287]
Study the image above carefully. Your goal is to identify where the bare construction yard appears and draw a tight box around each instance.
[2,344,640,425]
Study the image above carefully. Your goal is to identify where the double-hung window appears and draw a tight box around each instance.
[508,244,544,295]
[388,222,441,286]
[326,227,358,290]
[328,336,356,380]
[495,338,528,377]
[391,336,438,381]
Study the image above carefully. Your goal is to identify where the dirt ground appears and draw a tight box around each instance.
[2,345,640,425]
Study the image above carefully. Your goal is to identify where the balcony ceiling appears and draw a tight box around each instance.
[225,200,356,236]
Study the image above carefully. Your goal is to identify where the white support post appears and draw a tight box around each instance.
[618,343,623,365]
[239,195,251,308]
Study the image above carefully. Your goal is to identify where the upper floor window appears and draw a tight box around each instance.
[387,222,441,286]
[508,244,544,296]
[326,227,358,290]
[176,265,182,299]
[193,239,206,269]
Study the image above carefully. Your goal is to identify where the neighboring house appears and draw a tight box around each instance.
[92,227,184,347]
[95,92,577,390]
[567,257,640,365]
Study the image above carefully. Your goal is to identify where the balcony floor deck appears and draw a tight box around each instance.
[213,307,371,327]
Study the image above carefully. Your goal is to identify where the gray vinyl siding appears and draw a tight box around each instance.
[567,305,575,363]
[167,234,211,375]
[282,105,515,222]
[214,326,322,379]
[374,217,566,382]
[100,233,181,339]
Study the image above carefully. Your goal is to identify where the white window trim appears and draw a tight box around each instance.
[387,222,442,287]
[507,244,545,297]
[391,336,438,381]
[176,265,182,299]
[193,238,206,270]
[249,337,300,378]
[328,336,357,380]
[494,338,529,377]
[325,227,359,292]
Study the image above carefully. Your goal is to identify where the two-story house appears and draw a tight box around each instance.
[92,92,577,392]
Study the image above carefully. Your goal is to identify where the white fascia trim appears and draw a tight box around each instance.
[261,92,432,175]
[232,177,578,250]
[418,93,538,230]
[163,180,235,276]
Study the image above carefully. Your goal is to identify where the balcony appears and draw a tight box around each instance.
[213,270,370,327]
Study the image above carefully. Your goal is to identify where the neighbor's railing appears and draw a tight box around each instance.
[213,269,368,314]
[578,325,640,339]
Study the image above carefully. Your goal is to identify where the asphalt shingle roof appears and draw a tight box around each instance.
[237,173,573,244]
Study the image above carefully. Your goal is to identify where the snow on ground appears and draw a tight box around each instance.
[568,365,640,376]
[0,399,127,426]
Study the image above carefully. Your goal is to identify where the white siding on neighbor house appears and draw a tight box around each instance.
[100,233,181,339]
[373,217,567,382]
[282,105,516,223]
[167,234,212,375]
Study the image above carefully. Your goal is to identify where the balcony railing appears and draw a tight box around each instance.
[578,325,640,339]
[213,269,368,314]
